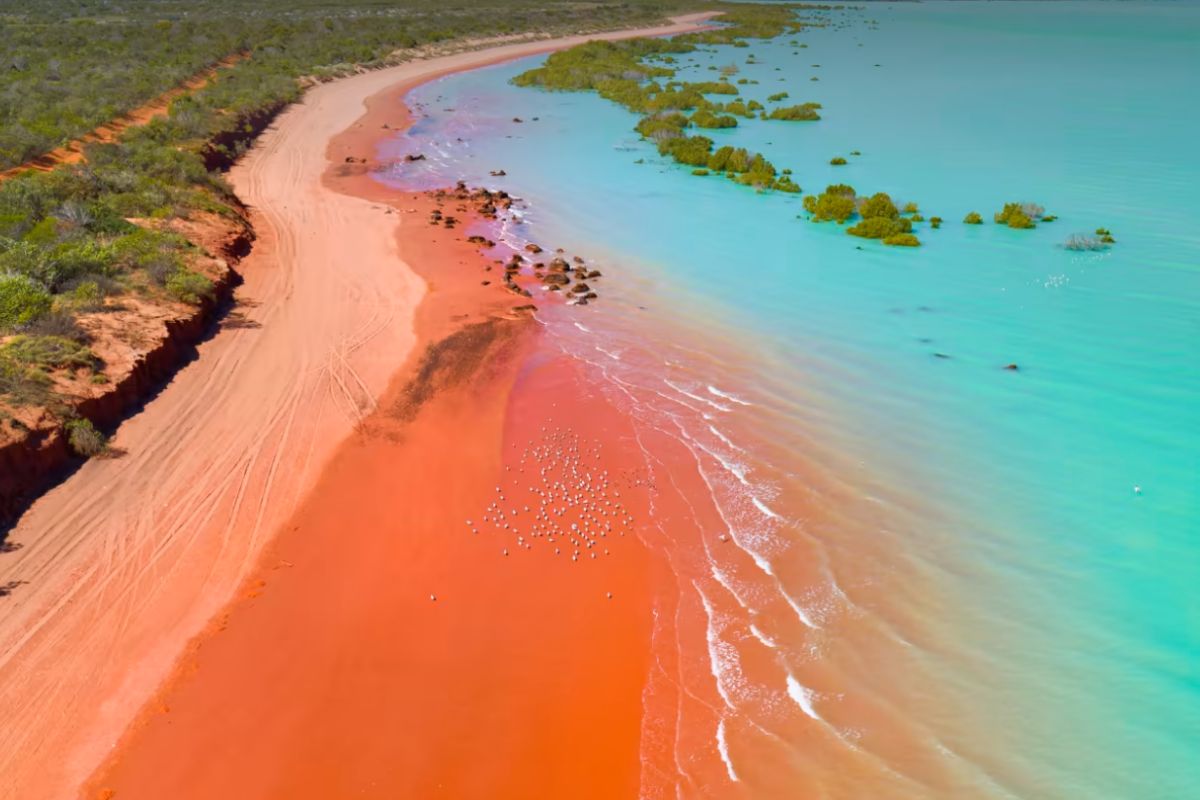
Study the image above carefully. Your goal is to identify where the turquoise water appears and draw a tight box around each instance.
[385,3,1199,797]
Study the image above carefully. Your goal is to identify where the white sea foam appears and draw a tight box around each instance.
[716,719,740,782]
[707,424,744,453]
[783,591,819,630]
[749,624,777,649]
[595,345,621,360]
[664,379,731,412]
[708,385,753,406]
[752,495,784,521]
[786,674,822,722]
[695,441,750,487]
[694,583,737,712]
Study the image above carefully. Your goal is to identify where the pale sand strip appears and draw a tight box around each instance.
[0,13,713,800]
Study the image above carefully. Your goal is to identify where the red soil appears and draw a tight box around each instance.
[0,54,246,183]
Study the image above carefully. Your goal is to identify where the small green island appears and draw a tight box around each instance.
[994,202,1049,229]
[803,184,922,246]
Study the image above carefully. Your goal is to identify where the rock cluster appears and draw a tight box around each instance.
[424,182,605,307]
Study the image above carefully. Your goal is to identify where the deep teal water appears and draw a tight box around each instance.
[383,3,1199,797]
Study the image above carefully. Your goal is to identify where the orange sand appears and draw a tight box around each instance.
[0,13,715,800]
[85,283,666,797]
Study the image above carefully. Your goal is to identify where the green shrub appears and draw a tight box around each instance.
[859,192,899,220]
[767,103,822,121]
[0,274,53,330]
[767,92,789,102]
[691,81,738,96]
[1,335,97,370]
[930,217,943,229]
[690,109,738,129]
[964,212,983,225]
[995,202,1037,229]
[830,157,847,166]
[883,233,921,247]
[720,100,757,119]
[691,168,710,176]
[635,113,689,140]
[772,175,801,193]
[803,184,858,223]
[902,202,919,214]
[0,354,51,405]
[68,280,106,311]
[847,216,911,239]
[65,418,107,457]
[165,269,215,304]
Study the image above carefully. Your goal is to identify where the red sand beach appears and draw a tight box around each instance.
[84,191,670,796]
[0,13,722,800]
[82,75,728,790]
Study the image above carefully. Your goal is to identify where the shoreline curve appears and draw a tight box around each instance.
[0,12,716,800]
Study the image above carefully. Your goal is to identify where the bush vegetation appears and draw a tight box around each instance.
[512,4,834,193]
[993,202,1050,229]
[803,184,858,223]
[0,274,52,330]
[766,103,822,121]
[1,0,709,170]
[964,211,983,225]
[802,185,922,245]
[2,0,741,415]
[883,233,920,247]
[0,335,96,370]
[994,202,1040,229]
[65,417,106,457]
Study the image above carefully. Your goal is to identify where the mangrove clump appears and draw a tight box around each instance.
[767,103,822,121]
[803,184,858,223]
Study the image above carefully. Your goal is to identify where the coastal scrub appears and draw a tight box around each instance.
[512,4,821,193]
